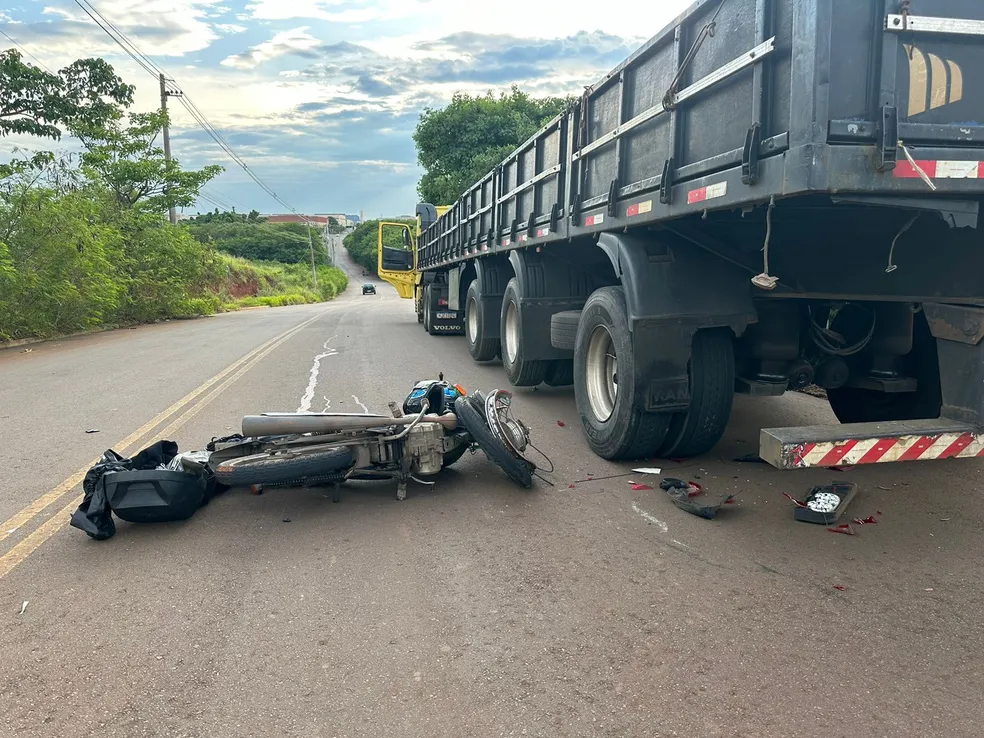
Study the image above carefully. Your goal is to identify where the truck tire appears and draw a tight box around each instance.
[827,313,942,423]
[550,311,581,351]
[500,278,549,386]
[545,360,574,387]
[465,280,500,361]
[574,287,671,460]
[416,288,424,324]
[657,328,735,458]
[214,448,353,488]
[454,395,533,488]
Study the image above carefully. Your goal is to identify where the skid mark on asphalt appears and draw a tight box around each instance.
[297,336,339,413]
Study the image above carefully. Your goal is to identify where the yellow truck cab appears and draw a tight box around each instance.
[376,204,450,316]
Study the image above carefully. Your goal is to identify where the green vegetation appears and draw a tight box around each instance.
[0,50,345,343]
[185,211,328,265]
[413,87,571,204]
[343,218,414,274]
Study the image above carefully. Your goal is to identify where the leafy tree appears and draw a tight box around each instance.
[73,110,222,213]
[343,218,414,273]
[413,86,571,204]
[0,50,133,140]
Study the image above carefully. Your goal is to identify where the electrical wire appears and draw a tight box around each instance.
[808,305,876,357]
[72,0,317,224]
[0,28,55,73]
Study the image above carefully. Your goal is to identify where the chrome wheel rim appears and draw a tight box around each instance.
[467,296,479,343]
[585,325,618,422]
[504,301,520,363]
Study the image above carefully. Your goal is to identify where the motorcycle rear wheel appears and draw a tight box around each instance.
[214,447,354,487]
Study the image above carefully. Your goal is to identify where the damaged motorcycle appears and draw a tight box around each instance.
[210,378,540,499]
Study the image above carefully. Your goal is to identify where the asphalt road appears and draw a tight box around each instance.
[2,257,983,736]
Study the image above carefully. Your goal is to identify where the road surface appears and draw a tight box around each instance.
[1,270,982,737]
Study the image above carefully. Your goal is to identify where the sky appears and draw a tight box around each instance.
[0,0,692,218]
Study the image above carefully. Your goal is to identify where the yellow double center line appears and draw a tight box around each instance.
[0,311,325,580]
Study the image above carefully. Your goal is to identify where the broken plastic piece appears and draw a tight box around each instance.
[793,481,858,526]
[827,523,856,536]
[632,467,662,475]
[568,484,576,489]
[782,491,810,509]
[557,420,566,427]
[659,478,735,520]
[85,429,100,434]
[833,585,846,591]
[853,516,879,526]
[19,600,28,615]
[631,484,654,491]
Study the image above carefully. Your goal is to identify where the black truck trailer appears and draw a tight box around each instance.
[381,0,984,469]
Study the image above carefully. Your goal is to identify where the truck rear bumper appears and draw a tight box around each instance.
[760,419,984,470]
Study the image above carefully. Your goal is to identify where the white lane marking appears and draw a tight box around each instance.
[352,395,369,414]
[297,337,339,414]
[632,502,668,533]
[322,395,332,412]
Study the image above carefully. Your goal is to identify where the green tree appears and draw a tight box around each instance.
[0,50,133,140]
[413,87,571,204]
[73,110,222,213]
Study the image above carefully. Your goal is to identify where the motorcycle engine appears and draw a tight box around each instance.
[406,422,445,475]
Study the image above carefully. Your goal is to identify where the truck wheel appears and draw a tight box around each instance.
[658,328,735,458]
[574,287,671,460]
[500,278,549,386]
[465,280,500,361]
[416,289,424,324]
[827,314,942,423]
[544,360,574,387]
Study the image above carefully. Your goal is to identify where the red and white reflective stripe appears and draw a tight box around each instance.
[519,234,529,243]
[895,160,984,179]
[796,432,984,468]
[502,238,511,247]
[688,181,728,205]
[585,214,605,227]
[536,227,551,237]
[626,200,653,217]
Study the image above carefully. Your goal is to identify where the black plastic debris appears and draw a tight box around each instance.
[659,478,736,520]
[71,441,219,540]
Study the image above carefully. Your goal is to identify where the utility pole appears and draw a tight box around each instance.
[159,73,179,226]
[307,223,319,289]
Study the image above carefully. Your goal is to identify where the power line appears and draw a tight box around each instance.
[72,0,317,225]
[0,27,55,73]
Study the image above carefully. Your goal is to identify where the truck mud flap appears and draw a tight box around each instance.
[760,419,984,470]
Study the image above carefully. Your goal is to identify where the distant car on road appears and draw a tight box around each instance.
[362,283,376,295]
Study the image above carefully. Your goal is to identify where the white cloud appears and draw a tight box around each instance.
[221,26,321,68]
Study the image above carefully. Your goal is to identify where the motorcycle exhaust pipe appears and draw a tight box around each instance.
[242,412,457,437]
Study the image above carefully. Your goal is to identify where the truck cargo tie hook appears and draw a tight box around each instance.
[752,196,778,290]
[663,0,727,110]
[886,212,920,274]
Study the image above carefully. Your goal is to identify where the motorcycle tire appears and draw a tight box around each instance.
[454,395,534,489]
[213,447,354,488]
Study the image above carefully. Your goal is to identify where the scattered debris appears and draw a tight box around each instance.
[940,518,951,522]
[282,517,292,523]
[733,453,765,463]
[925,588,934,592]
[19,601,28,615]
[659,478,735,520]
[556,420,566,428]
[877,485,891,491]
[782,491,810,509]
[791,482,858,526]
[827,523,856,536]
[85,429,100,434]
[632,467,662,475]
[833,585,846,591]
[568,484,576,489]
[853,516,879,526]
[631,483,654,491]
[573,473,632,484]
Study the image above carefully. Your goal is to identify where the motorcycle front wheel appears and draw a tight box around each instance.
[213,447,354,487]
[454,395,534,489]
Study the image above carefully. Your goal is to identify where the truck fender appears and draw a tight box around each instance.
[596,232,757,335]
